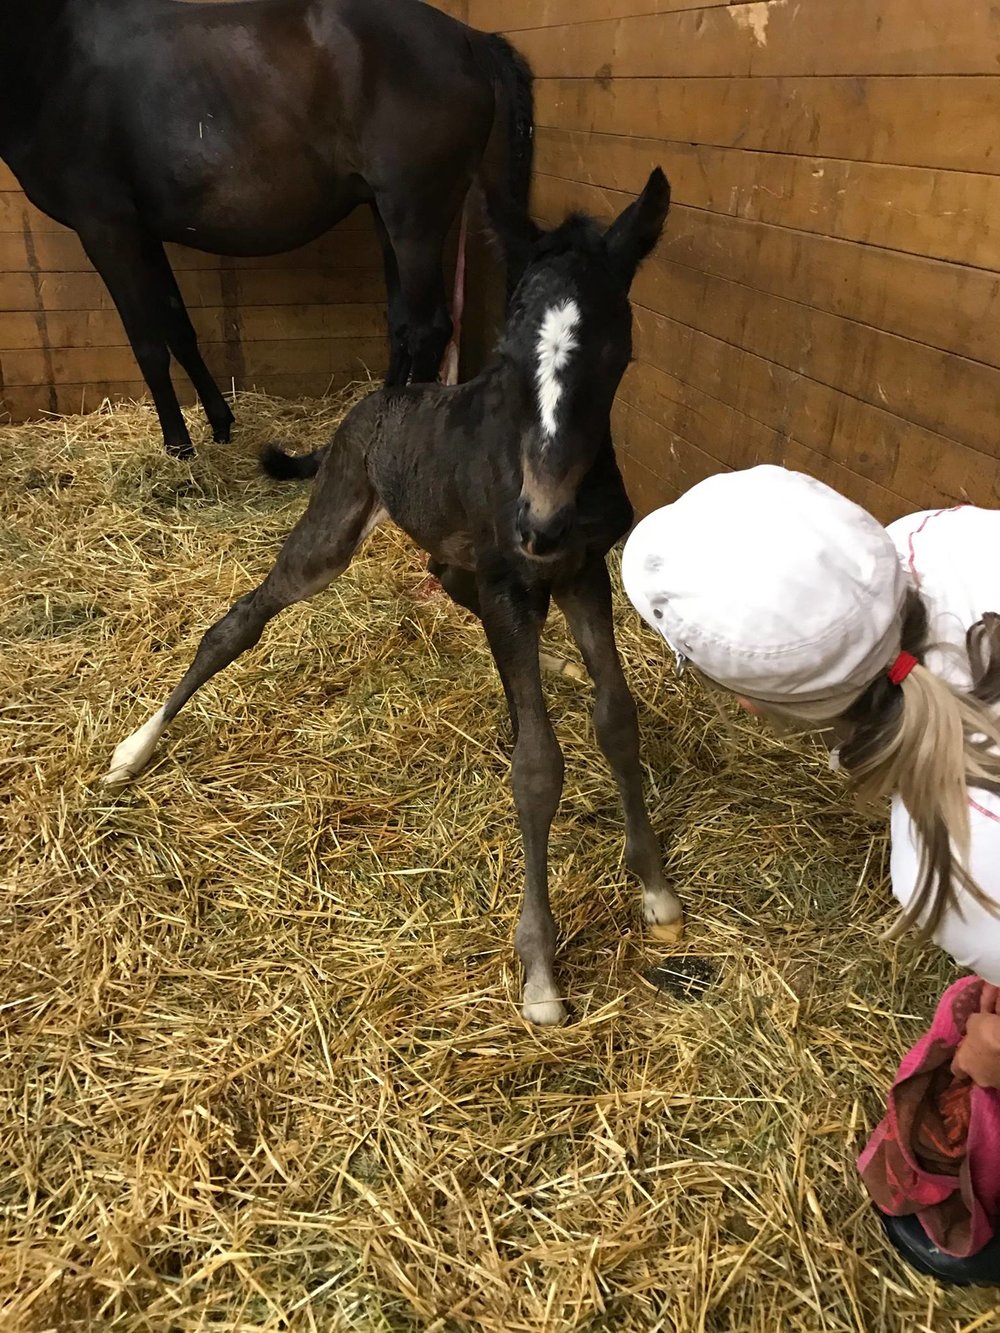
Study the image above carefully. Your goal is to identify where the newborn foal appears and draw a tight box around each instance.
[103,168,682,1024]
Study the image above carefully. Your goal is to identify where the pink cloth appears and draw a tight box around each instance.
[858,976,1000,1257]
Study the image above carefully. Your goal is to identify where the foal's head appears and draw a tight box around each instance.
[503,168,671,560]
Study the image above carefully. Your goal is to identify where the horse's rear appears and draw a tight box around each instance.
[84,0,509,256]
[0,0,534,452]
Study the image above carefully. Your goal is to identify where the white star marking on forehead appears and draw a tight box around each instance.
[535,299,580,439]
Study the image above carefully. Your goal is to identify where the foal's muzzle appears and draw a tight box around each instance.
[516,497,574,560]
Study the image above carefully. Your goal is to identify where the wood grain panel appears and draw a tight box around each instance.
[2,371,377,425]
[613,389,911,521]
[626,256,1000,464]
[0,190,371,234]
[534,77,1000,174]
[534,128,1000,272]
[1,337,387,388]
[533,174,1000,370]
[469,0,729,29]
[515,0,1000,79]
[627,318,1000,508]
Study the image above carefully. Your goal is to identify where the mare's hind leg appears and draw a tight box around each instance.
[102,448,382,787]
[148,242,235,443]
[479,577,565,1025]
[77,218,193,457]
[554,557,683,942]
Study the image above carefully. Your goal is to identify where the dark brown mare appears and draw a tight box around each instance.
[1,0,533,456]
[102,170,684,1025]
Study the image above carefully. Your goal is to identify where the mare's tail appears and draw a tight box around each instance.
[260,444,322,482]
[477,33,538,299]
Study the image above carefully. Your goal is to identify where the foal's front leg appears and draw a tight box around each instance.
[480,579,566,1025]
[555,557,683,942]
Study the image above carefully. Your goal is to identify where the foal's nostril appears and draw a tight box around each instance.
[517,506,573,559]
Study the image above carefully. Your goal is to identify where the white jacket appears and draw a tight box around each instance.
[886,506,1000,983]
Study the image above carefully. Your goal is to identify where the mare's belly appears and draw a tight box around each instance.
[151,165,369,256]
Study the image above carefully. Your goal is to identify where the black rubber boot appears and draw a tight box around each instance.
[878,1209,1000,1286]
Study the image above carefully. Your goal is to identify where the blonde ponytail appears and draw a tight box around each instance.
[837,592,1000,940]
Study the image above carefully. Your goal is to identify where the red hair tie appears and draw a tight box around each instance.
[888,651,918,686]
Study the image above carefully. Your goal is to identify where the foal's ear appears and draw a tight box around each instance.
[605,167,671,282]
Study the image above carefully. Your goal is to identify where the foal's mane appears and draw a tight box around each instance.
[531,213,606,262]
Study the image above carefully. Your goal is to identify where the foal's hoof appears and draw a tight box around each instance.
[166,441,195,461]
[100,711,166,789]
[522,982,567,1026]
[213,425,232,444]
[644,888,685,944]
[522,997,567,1026]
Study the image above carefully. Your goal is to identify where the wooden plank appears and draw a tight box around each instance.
[515,7,750,80]
[534,127,1000,273]
[0,336,387,387]
[533,174,1000,370]
[1,370,380,425]
[0,269,228,312]
[0,190,373,234]
[534,77,1000,175]
[223,268,386,307]
[431,0,468,20]
[614,400,732,500]
[514,1,1000,79]
[0,304,385,352]
[0,266,386,313]
[468,0,728,32]
[753,0,1000,78]
[613,389,912,522]
[237,304,385,342]
[0,229,383,274]
[627,250,1000,463]
[624,327,1000,510]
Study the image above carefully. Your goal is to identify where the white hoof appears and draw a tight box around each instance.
[644,887,684,943]
[522,996,567,1026]
[522,979,567,1026]
[102,709,167,788]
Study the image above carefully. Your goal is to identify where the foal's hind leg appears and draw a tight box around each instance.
[102,449,382,786]
[554,557,683,942]
[480,578,565,1024]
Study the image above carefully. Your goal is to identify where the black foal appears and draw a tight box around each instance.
[103,169,683,1024]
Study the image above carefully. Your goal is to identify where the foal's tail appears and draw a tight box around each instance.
[478,32,536,299]
[260,444,322,482]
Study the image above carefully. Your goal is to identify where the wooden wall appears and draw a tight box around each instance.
[0,0,469,426]
[0,162,391,425]
[467,0,1000,522]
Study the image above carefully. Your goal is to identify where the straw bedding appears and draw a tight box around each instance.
[1,390,997,1332]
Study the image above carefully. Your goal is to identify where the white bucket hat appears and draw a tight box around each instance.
[621,465,911,718]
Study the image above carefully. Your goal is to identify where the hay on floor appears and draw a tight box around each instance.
[0,391,996,1332]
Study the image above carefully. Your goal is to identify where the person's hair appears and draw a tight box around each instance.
[827,589,1000,940]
